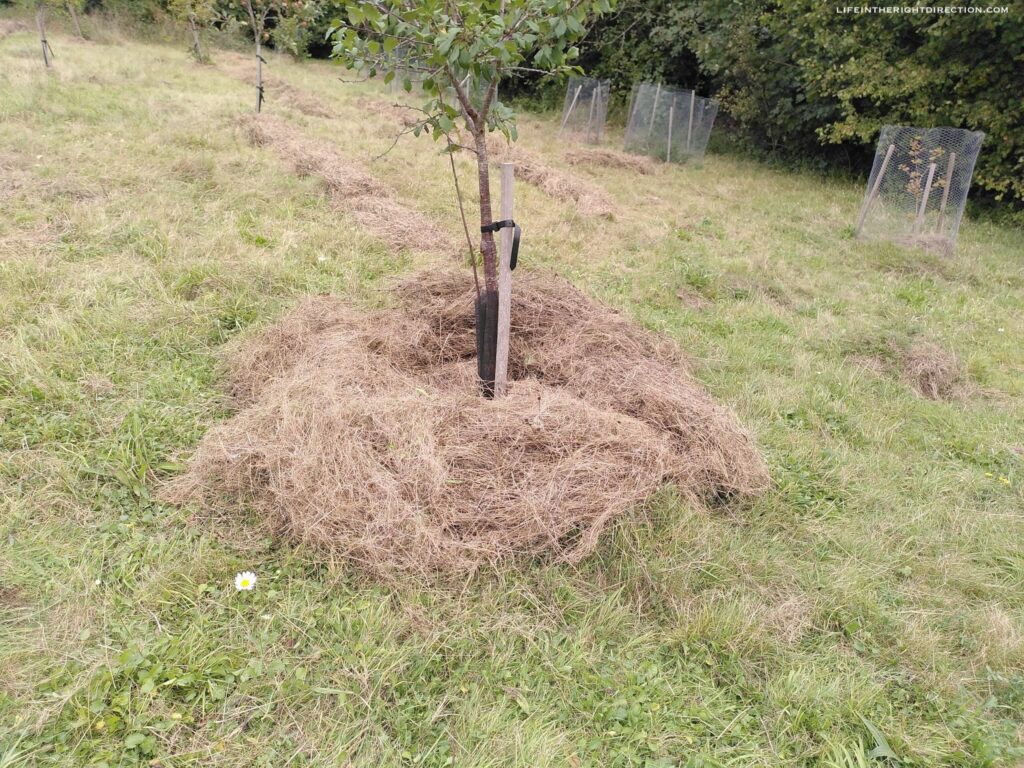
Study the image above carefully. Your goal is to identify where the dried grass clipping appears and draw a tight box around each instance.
[489,139,616,219]
[243,115,455,255]
[565,148,656,175]
[901,341,965,400]
[165,269,768,578]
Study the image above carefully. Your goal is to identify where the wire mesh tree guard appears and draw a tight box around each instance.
[558,76,610,144]
[855,126,984,255]
[623,83,718,165]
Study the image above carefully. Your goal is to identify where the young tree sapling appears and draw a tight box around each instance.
[329,0,613,396]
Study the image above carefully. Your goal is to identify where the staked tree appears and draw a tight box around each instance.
[25,0,58,67]
[329,0,614,396]
[236,0,314,112]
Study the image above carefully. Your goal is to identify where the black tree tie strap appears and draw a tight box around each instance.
[480,219,521,270]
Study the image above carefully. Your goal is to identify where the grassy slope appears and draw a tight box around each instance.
[1,22,1023,768]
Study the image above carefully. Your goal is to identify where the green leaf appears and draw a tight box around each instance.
[124,732,147,749]
[858,715,898,761]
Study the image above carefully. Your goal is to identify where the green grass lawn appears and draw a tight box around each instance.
[1,21,1023,768]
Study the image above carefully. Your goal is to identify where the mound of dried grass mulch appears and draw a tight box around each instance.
[0,19,28,38]
[165,269,768,578]
[901,341,967,401]
[565,147,657,175]
[488,139,616,219]
[243,116,456,255]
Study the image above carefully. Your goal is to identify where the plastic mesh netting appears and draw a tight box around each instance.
[624,83,718,164]
[558,76,610,144]
[855,126,984,255]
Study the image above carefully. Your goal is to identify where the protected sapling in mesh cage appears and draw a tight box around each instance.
[624,83,718,164]
[558,76,610,144]
[855,126,984,255]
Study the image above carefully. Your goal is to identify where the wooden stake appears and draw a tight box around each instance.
[854,143,895,237]
[936,151,956,234]
[625,83,639,135]
[558,84,583,136]
[686,90,695,153]
[666,104,674,163]
[914,162,936,234]
[646,83,661,143]
[586,83,597,143]
[494,162,515,398]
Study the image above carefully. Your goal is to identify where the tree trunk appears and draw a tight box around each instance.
[472,128,499,397]
[254,36,263,113]
[187,13,203,61]
[36,6,51,68]
[67,3,83,38]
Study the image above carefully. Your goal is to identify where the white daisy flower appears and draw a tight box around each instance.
[234,571,257,591]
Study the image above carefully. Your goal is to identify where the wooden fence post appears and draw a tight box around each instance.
[914,162,936,234]
[494,162,515,398]
[854,143,895,237]
[935,151,956,234]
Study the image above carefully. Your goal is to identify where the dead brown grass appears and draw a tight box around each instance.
[166,269,768,578]
[218,53,335,118]
[489,139,616,219]
[901,341,966,401]
[243,115,456,255]
[565,147,656,176]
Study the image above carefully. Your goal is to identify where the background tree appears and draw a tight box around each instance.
[272,0,320,58]
[65,0,84,38]
[168,0,215,62]
[329,0,614,396]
